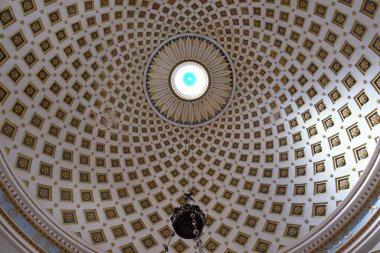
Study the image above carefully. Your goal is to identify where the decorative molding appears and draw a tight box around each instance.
[0,213,40,253]
[0,147,99,253]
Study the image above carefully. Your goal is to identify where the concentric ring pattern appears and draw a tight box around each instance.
[0,0,379,253]
[144,34,235,126]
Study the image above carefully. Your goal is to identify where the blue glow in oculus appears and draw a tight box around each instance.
[183,72,196,86]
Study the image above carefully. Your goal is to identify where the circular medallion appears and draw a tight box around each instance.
[144,34,236,126]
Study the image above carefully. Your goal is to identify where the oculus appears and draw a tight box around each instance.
[144,34,235,126]
[170,61,209,100]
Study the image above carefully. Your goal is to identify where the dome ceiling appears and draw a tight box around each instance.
[0,0,379,253]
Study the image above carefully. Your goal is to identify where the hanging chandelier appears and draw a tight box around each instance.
[163,193,206,253]
[163,130,206,252]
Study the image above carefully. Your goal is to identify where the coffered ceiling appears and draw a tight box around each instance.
[0,0,379,252]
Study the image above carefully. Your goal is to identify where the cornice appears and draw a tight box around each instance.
[0,147,99,253]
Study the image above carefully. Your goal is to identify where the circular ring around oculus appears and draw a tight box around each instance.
[144,34,236,127]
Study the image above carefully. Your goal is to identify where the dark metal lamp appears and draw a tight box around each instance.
[163,193,205,253]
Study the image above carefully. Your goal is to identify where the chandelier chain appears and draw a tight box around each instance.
[188,130,191,193]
